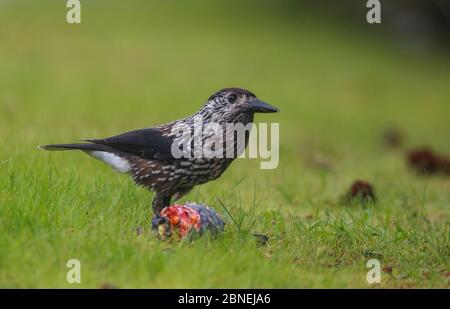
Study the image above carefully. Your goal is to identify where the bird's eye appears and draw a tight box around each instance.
[227,94,237,103]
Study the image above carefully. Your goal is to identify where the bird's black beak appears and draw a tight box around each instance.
[244,99,279,113]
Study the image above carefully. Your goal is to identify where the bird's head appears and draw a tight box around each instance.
[200,87,279,123]
[151,215,172,238]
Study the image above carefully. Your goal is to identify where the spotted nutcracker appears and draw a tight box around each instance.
[39,87,279,216]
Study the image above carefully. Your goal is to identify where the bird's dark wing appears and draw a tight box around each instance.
[85,128,175,160]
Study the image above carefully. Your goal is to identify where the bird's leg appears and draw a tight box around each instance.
[152,193,171,216]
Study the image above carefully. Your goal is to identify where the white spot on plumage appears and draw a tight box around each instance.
[89,151,131,173]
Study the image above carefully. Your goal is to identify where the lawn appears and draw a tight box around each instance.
[0,0,449,288]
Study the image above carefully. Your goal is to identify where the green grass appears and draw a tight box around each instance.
[1,0,450,288]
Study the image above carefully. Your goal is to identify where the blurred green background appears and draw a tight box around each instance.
[0,0,449,288]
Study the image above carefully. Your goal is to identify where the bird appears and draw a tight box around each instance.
[40,87,279,216]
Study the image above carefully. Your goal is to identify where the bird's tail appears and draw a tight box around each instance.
[39,143,131,173]
[38,143,112,152]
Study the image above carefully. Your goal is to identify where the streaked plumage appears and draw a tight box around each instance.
[40,87,279,215]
